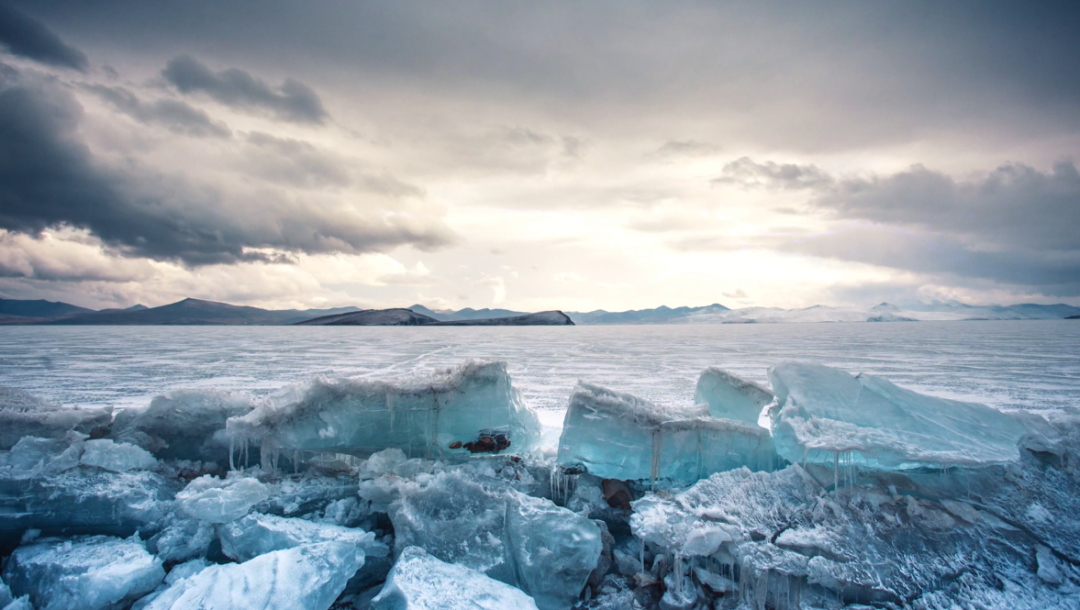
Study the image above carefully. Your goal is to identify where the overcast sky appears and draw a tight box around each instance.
[0,0,1077,311]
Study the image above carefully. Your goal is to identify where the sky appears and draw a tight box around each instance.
[0,1,1077,312]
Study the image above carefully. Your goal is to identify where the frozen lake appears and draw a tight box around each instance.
[1,320,1078,416]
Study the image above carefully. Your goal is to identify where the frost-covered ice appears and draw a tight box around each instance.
[769,362,1032,469]
[142,542,363,610]
[227,361,541,463]
[371,546,539,610]
[693,367,774,423]
[111,391,253,465]
[175,474,271,523]
[218,511,387,562]
[79,439,157,473]
[557,383,779,486]
[2,535,163,610]
[389,469,600,610]
[0,388,111,451]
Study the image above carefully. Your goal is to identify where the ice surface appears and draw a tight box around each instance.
[111,391,254,465]
[2,535,164,610]
[175,474,271,523]
[141,542,363,610]
[371,546,539,610]
[557,383,779,486]
[694,367,774,423]
[768,362,1031,470]
[79,439,157,473]
[0,388,111,451]
[218,511,388,561]
[227,361,541,463]
[389,469,601,610]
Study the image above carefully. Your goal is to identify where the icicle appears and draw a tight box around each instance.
[650,429,663,492]
[229,435,235,471]
[833,450,839,491]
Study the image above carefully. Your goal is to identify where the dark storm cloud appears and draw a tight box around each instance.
[0,3,87,71]
[713,157,833,191]
[0,71,454,266]
[162,55,328,124]
[10,1,1080,152]
[86,84,231,138]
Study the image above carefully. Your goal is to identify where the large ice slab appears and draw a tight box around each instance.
[226,361,540,461]
[2,535,164,610]
[768,362,1029,469]
[0,388,111,451]
[141,542,363,610]
[372,546,539,610]
[389,470,601,610]
[175,474,270,523]
[694,367,774,423]
[111,391,254,465]
[557,383,779,486]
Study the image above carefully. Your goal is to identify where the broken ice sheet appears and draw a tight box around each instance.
[175,474,270,523]
[768,362,1033,469]
[226,361,540,463]
[557,382,779,486]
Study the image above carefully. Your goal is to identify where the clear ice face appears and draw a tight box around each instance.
[768,361,1031,470]
[371,546,540,610]
[388,469,601,610]
[693,367,774,423]
[140,542,363,610]
[2,535,164,610]
[557,382,779,486]
[226,361,541,463]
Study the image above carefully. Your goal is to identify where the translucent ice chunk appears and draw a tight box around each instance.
[768,362,1029,469]
[227,361,540,462]
[175,474,270,523]
[389,470,601,610]
[80,439,157,473]
[218,512,388,562]
[111,391,254,465]
[694,367,774,423]
[2,535,164,610]
[557,383,779,486]
[372,546,539,610]
[141,542,363,610]
[0,388,111,451]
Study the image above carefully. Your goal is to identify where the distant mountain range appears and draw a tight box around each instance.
[0,297,1076,326]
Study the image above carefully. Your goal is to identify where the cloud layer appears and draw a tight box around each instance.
[0,1,1077,310]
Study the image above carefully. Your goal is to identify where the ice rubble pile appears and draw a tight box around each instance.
[557,380,779,486]
[1,360,1079,610]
